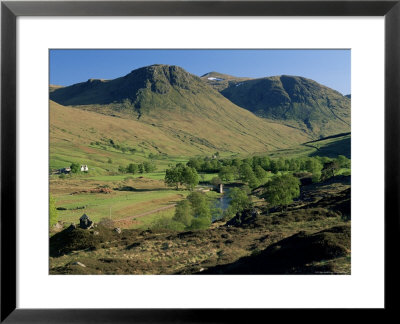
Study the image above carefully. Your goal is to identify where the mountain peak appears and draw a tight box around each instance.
[130,64,183,73]
[123,64,196,92]
[50,64,203,105]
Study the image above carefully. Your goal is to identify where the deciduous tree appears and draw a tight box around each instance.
[262,174,300,211]
[226,188,253,217]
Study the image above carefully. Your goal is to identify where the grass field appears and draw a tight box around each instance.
[50,176,190,229]
[51,171,228,229]
[55,190,184,222]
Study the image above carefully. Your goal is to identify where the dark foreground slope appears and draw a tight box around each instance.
[201,225,350,274]
[50,176,351,275]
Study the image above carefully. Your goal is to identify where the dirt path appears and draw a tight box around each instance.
[114,204,176,223]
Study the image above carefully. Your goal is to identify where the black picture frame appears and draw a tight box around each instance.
[1,0,399,322]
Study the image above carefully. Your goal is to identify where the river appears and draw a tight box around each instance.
[199,184,232,222]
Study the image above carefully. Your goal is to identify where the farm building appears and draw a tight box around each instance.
[80,165,89,172]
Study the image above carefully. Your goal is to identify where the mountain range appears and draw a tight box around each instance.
[50,64,350,160]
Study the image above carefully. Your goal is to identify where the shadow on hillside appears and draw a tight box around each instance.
[199,225,350,275]
[301,175,351,190]
[114,186,169,192]
[298,176,351,217]
[50,225,118,258]
[309,137,351,158]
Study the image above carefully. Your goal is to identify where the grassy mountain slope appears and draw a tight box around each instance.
[50,100,185,172]
[50,97,311,173]
[50,65,313,170]
[204,73,350,138]
[261,133,351,159]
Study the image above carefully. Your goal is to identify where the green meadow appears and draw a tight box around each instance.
[50,132,350,230]
[52,178,188,228]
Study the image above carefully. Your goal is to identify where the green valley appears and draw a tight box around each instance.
[49,61,351,275]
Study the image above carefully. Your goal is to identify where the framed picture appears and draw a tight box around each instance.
[1,0,399,322]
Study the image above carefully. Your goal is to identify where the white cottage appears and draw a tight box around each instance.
[80,165,89,172]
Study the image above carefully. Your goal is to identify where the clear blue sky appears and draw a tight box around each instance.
[50,49,351,95]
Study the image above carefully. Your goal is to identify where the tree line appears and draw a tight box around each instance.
[188,154,350,189]
[118,161,157,174]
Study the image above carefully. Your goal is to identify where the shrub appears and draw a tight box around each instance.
[138,163,144,173]
[98,217,116,229]
[126,163,138,174]
[341,170,351,176]
[173,200,193,227]
[337,155,351,169]
[190,217,211,230]
[321,161,340,181]
[143,161,157,173]
[170,192,212,230]
[187,192,211,222]
[70,162,80,173]
[151,215,185,232]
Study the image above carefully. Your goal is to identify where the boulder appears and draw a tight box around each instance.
[79,214,94,229]
[71,261,86,268]
[53,221,63,230]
